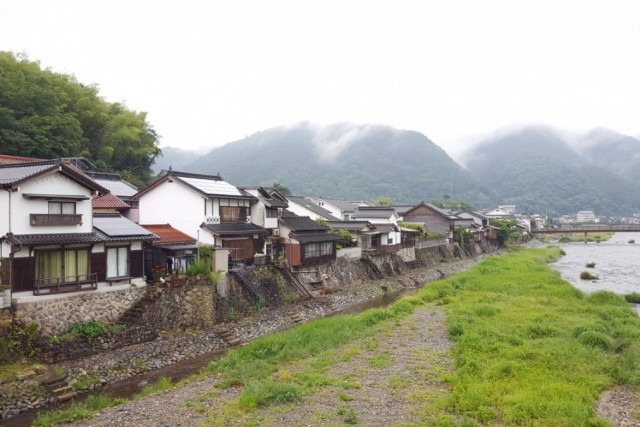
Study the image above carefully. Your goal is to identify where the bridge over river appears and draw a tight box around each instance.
[532,225,640,242]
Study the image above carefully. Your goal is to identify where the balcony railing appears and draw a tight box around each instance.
[30,213,82,226]
[33,272,98,295]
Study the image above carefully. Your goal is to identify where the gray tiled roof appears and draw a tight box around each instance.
[0,160,108,193]
[289,232,342,243]
[286,196,340,220]
[201,222,269,236]
[313,197,357,213]
[0,162,61,185]
[3,232,103,245]
[326,221,375,232]
[280,215,330,232]
[87,172,138,197]
[352,206,397,219]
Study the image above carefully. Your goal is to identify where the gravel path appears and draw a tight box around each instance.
[43,243,640,425]
[66,306,454,426]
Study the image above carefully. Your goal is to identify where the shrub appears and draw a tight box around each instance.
[572,323,608,338]
[624,293,640,303]
[578,331,615,351]
[629,240,635,244]
[185,259,211,276]
[585,262,596,268]
[586,291,627,306]
[580,271,599,280]
[283,293,295,305]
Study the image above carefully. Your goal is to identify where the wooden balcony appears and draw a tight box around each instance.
[33,273,98,295]
[30,214,82,226]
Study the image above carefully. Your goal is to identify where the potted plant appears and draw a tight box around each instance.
[151,266,166,283]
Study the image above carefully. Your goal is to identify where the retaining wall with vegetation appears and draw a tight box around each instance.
[13,286,146,337]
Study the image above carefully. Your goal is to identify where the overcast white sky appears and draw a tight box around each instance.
[2,0,639,159]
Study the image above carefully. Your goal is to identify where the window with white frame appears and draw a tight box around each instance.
[48,201,76,214]
[107,246,129,278]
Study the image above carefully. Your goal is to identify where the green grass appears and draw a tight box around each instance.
[33,394,126,426]
[29,246,640,425]
[546,232,612,243]
[416,246,640,425]
[205,294,419,409]
[134,376,174,398]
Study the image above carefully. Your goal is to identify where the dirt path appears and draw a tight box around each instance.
[66,306,454,426]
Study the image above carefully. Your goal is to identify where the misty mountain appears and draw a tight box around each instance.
[187,122,497,206]
[465,126,640,217]
[573,128,640,183]
[152,146,201,174]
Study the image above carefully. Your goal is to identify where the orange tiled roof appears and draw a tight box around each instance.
[93,193,130,209]
[139,224,197,244]
[0,154,42,164]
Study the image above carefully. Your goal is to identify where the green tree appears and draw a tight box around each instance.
[272,182,292,196]
[373,197,392,206]
[0,51,160,185]
[490,219,519,247]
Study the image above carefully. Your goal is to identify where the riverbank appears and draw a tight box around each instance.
[1,246,504,423]
[54,244,640,426]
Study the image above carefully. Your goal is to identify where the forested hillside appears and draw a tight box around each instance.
[465,126,640,216]
[573,128,640,183]
[0,52,160,186]
[187,122,498,206]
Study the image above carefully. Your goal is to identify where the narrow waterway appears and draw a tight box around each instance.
[551,232,640,315]
[4,286,417,427]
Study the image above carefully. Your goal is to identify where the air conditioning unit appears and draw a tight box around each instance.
[272,229,280,236]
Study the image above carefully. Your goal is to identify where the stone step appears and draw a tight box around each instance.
[288,312,305,323]
[42,374,67,388]
[15,371,37,381]
[51,385,74,396]
[218,330,241,346]
[55,390,77,402]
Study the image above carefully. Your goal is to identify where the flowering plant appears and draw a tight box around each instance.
[151,266,166,279]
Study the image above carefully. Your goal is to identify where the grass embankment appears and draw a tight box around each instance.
[33,246,640,425]
[539,233,612,243]
[428,246,640,424]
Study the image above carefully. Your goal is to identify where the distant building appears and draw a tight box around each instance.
[577,211,596,222]
[498,205,516,214]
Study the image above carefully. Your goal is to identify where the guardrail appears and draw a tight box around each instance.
[33,273,98,295]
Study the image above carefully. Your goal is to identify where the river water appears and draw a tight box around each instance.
[550,232,640,315]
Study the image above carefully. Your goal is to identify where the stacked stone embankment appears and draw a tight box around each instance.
[1,243,500,421]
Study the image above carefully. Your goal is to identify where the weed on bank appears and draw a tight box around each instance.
[417,246,640,425]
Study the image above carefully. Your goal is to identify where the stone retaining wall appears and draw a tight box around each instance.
[294,242,481,291]
[141,277,216,330]
[36,326,158,364]
[13,286,146,337]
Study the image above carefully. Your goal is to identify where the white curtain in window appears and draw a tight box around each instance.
[107,247,118,278]
[118,247,128,277]
[107,247,129,278]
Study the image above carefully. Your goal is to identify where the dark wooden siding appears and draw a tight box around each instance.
[300,242,336,266]
[403,205,452,235]
[12,257,35,292]
[92,252,107,282]
[284,243,301,267]
[222,239,254,264]
[130,250,143,277]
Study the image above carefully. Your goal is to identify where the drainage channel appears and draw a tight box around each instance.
[4,287,416,426]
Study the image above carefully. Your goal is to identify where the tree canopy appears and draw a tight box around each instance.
[0,52,160,186]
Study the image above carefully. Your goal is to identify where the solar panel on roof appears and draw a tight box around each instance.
[93,215,152,236]
[93,178,137,196]
[180,177,243,196]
